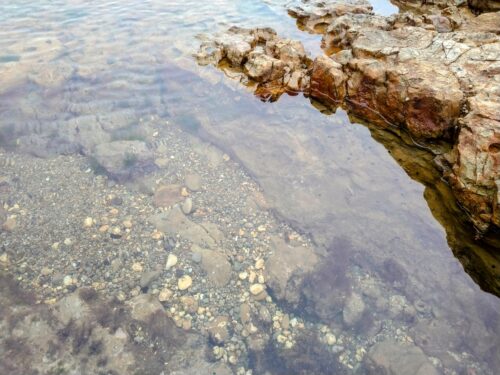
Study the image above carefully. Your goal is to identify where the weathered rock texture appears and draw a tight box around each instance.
[197,26,311,100]
[196,0,500,233]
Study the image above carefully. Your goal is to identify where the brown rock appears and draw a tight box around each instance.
[311,55,347,104]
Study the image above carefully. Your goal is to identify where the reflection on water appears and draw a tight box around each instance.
[369,0,399,16]
[0,0,499,374]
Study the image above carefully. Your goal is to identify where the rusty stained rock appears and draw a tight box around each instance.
[196,0,500,233]
[196,26,311,100]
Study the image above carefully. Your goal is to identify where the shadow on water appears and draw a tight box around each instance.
[355,113,500,296]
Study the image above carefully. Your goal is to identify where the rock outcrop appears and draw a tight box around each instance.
[196,0,500,233]
[197,27,311,100]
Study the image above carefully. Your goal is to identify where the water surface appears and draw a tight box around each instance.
[0,0,499,374]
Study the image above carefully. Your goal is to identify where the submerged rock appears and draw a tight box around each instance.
[92,140,155,181]
[191,246,232,287]
[153,184,183,207]
[343,292,366,327]
[364,339,440,375]
[149,206,218,248]
[264,237,318,308]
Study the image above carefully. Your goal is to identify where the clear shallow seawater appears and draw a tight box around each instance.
[0,0,499,374]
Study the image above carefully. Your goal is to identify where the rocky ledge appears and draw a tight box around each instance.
[196,0,500,234]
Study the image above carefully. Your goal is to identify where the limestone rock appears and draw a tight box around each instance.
[311,55,347,104]
[245,51,287,82]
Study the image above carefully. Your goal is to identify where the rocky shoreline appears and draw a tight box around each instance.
[196,0,500,235]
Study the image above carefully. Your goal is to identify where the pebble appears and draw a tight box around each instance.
[325,333,337,346]
[83,217,93,228]
[178,275,193,290]
[166,254,178,270]
[182,319,192,330]
[185,174,202,191]
[238,271,248,280]
[181,296,199,313]
[248,271,257,283]
[249,283,265,295]
[63,275,74,286]
[240,303,251,324]
[41,267,53,276]
[255,259,265,269]
[132,262,143,272]
[281,314,290,330]
[123,220,133,229]
[181,198,193,214]
[151,231,163,240]
[0,253,9,264]
[63,238,72,246]
[158,287,173,302]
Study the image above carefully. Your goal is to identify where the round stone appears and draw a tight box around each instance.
[83,217,93,228]
[182,198,193,215]
[132,262,143,272]
[249,283,265,295]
